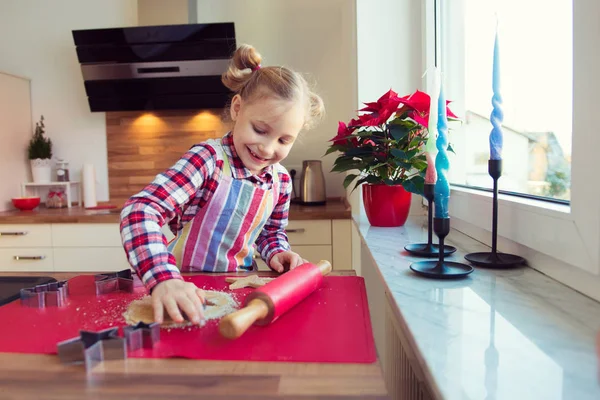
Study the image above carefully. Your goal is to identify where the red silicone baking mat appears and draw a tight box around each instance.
[0,275,376,363]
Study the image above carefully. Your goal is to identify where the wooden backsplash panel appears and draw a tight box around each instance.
[107,110,232,205]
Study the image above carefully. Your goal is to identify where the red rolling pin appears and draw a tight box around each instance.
[219,259,332,339]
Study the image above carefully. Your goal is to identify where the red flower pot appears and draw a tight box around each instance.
[362,184,411,227]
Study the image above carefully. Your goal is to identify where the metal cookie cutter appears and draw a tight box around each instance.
[123,322,160,352]
[57,327,127,370]
[95,269,134,295]
[20,280,69,308]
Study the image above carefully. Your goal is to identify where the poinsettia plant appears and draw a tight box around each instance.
[326,89,458,196]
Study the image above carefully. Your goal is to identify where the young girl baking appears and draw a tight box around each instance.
[120,44,325,326]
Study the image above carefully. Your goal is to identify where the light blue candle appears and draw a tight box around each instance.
[434,83,450,218]
[490,28,503,160]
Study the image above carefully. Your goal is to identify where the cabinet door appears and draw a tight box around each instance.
[286,220,331,245]
[0,248,53,271]
[255,245,333,271]
[53,248,130,272]
[52,224,122,247]
[0,224,52,248]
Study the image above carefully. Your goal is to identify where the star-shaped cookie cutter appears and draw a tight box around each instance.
[20,280,69,308]
[123,322,160,352]
[57,327,127,370]
[94,269,134,295]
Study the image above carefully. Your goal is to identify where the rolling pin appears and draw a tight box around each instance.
[219,259,332,339]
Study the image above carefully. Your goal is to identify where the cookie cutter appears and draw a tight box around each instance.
[20,280,69,308]
[123,322,160,352]
[57,327,127,370]
[95,269,134,295]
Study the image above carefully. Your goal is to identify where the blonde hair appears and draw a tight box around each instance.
[221,44,325,130]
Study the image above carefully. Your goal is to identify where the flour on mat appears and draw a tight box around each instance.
[123,290,239,329]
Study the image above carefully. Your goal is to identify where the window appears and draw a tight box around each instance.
[440,0,572,203]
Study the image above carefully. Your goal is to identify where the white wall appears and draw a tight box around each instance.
[0,0,138,202]
[195,0,357,198]
[351,0,426,219]
[138,0,188,26]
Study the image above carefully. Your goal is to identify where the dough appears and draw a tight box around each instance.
[123,290,239,328]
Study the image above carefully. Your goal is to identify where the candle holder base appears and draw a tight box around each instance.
[410,261,474,279]
[409,217,474,279]
[464,252,525,268]
[404,243,457,257]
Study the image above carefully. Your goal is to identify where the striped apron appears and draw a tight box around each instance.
[167,139,280,272]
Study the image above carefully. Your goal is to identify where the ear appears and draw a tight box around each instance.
[230,94,242,121]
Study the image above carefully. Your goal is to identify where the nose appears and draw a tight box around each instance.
[257,141,275,158]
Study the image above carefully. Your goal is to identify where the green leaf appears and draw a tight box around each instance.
[447,143,456,154]
[390,149,406,159]
[389,124,409,141]
[342,174,359,189]
[324,145,343,156]
[412,159,428,171]
[345,147,370,157]
[402,175,425,196]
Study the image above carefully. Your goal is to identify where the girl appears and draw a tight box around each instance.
[120,44,325,327]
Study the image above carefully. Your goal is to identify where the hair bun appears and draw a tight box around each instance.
[221,44,263,92]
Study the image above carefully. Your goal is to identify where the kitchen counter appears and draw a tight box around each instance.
[0,198,351,223]
[0,270,387,399]
[358,216,600,400]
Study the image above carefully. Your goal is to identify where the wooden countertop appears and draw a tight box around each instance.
[0,198,351,223]
[0,270,387,399]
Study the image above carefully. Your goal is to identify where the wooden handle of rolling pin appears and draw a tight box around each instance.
[219,298,270,339]
[219,260,332,339]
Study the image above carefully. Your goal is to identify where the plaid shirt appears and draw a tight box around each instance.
[120,132,292,290]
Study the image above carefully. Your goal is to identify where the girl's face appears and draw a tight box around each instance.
[230,94,304,175]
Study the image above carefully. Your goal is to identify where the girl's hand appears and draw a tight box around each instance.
[269,251,308,273]
[151,279,206,325]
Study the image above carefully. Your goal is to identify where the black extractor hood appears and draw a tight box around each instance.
[72,23,236,112]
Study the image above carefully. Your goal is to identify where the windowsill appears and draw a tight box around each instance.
[450,185,571,219]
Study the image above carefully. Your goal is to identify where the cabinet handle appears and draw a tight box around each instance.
[13,255,45,261]
[286,228,305,234]
[0,231,28,236]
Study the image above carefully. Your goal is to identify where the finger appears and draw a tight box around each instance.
[291,255,303,269]
[187,290,205,320]
[163,297,184,323]
[270,258,284,273]
[178,296,201,324]
[152,296,164,324]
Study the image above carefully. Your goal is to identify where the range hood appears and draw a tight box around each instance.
[72,23,236,112]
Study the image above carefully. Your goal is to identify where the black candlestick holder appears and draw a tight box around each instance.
[410,217,473,279]
[405,183,457,257]
[464,160,526,268]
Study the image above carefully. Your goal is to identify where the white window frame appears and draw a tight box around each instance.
[423,0,600,278]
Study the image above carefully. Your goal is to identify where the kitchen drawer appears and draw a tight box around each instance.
[53,247,130,272]
[0,248,53,271]
[0,224,52,248]
[256,245,333,271]
[52,224,122,248]
[285,220,331,245]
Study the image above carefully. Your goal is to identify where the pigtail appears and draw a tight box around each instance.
[221,44,262,93]
[305,90,325,130]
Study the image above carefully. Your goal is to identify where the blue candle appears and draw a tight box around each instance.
[490,28,503,160]
[434,83,450,218]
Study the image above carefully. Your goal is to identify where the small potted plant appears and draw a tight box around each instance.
[28,115,53,183]
[326,89,457,227]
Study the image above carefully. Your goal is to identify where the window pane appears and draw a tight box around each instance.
[441,0,572,202]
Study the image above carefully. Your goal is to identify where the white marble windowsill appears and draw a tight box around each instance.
[355,215,600,400]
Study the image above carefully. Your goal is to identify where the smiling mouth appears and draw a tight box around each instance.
[247,146,269,162]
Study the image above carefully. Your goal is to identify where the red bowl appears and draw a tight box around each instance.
[12,197,41,211]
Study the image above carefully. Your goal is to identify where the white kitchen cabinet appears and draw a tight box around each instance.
[255,219,350,271]
[53,247,129,272]
[0,248,53,271]
[52,223,122,247]
[0,224,52,248]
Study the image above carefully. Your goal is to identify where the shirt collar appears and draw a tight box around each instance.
[221,132,274,181]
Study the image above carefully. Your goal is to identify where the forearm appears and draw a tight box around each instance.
[120,198,183,291]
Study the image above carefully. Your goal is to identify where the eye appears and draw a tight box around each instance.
[252,124,266,134]
[279,138,290,145]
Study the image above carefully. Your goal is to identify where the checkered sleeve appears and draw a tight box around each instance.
[255,169,293,267]
[119,144,217,291]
